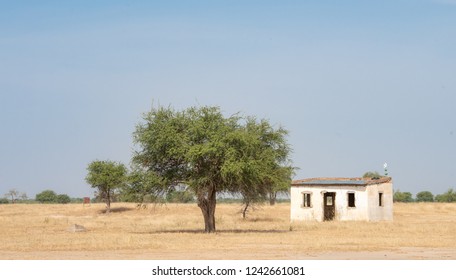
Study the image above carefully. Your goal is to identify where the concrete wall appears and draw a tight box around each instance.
[366,182,393,221]
[290,183,393,222]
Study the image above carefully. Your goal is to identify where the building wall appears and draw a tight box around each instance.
[366,182,393,221]
[290,185,369,222]
[290,183,393,222]
[290,186,321,221]
[338,186,369,221]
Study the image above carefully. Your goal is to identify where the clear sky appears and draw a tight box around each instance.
[1,0,455,198]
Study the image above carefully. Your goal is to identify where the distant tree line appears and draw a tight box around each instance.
[1,186,215,205]
[362,171,455,203]
[35,190,72,204]
[1,188,81,204]
[393,189,456,203]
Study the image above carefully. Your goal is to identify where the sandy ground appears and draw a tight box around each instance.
[1,247,455,260]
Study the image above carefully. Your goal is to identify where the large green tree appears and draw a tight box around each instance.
[85,160,127,213]
[133,106,292,232]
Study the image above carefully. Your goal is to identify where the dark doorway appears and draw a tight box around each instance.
[324,192,336,221]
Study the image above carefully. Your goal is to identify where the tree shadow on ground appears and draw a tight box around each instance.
[133,229,288,234]
[98,207,134,214]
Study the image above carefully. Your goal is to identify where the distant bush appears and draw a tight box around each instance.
[362,171,382,180]
[56,194,71,204]
[393,190,414,202]
[435,189,456,203]
[35,190,76,204]
[36,190,58,203]
[416,191,434,202]
[0,198,9,204]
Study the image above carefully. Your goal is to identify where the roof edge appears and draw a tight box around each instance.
[291,177,392,186]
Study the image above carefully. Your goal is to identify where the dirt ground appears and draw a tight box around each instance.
[0,202,455,260]
[1,247,455,260]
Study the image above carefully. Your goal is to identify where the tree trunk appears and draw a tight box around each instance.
[242,200,250,219]
[105,190,111,214]
[269,191,277,206]
[197,185,217,233]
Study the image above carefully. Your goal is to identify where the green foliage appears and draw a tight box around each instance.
[267,166,294,205]
[435,189,456,202]
[56,194,71,204]
[132,105,293,231]
[393,190,414,202]
[222,117,293,214]
[363,171,382,179]
[121,169,165,204]
[35,190,58,203]
[0,198,9,204]
[85,160,127,212]
[415,191,434,202]
[166,189,195,203]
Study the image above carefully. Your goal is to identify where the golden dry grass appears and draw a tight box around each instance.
[0,202,455,259]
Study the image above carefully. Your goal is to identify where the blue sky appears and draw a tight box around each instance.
[1,0,455,198]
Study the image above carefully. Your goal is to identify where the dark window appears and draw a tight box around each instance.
[379,193,383,206]
[348,192,356,207]
[302,193,311,208]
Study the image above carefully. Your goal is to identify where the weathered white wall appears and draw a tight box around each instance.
[366,182,393,221]
[290,186,322,221]
[290,185,368,222]
[290,183,393,222]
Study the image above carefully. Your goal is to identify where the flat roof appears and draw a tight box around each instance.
[291,177,392,187]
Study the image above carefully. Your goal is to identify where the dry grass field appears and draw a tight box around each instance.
[0,202,455,259]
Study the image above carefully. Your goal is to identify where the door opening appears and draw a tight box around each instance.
[324,192,336,221]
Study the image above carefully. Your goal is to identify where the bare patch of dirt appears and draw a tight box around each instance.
[1,247,455,260]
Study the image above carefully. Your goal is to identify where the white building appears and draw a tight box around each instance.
[290,177,393,222]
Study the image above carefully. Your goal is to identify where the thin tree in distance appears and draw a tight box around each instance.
[85,160,127,213]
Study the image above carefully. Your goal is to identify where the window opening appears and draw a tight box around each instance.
[302,193,311,208]
[348,192,356,207]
